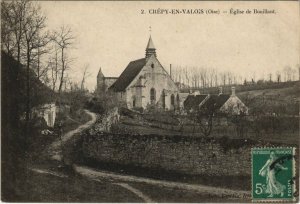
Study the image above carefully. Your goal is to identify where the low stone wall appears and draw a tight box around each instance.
[80,133,284,176]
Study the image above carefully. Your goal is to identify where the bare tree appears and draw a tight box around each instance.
[191,67,198,88]
[214,71,218,87]
[282,66,292,82]
[32,36,51,82]
[220,72,226,86]
[80,63,90,90]
[1,1,15,56]
[2,0,31,62]
[276,71,281,83]
[200,68,207,88]
[227,71,233,85]
[209,68,216,87]
[291,68,297,81]
[268,73,272,82]
[52,25,75,94]
[184,67,190,87]
[189,104,215,137]
[48,46,60,91]
[23,2,49,122]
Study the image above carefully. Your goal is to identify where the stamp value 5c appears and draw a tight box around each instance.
[252,147,296,202]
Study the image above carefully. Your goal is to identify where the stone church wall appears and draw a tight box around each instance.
[104,78,117,91]
[96,77,118,95]
[126,56,179,110]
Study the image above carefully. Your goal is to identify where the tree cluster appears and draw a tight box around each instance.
[1,0,77,122]
[171,65,300,89]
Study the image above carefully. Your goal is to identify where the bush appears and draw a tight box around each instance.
[119,107,137,119]
[85,97,106,114]
[85,94,122,114]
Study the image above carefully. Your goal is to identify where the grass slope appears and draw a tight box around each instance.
[237,82,300,102]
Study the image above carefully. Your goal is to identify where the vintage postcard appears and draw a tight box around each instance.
[1,0,299,203]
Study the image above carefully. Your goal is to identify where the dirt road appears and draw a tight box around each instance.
[73,164,250,199]
[48,109,97,161]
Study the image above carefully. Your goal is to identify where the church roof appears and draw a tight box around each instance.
[109,58,146,92]
[97,67,104,77]
[146,36,155,49]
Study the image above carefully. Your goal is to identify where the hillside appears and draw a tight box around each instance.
[237,83,300,116]
[1,51,56,118]
[1,51,57,199]
[237,83,300,101]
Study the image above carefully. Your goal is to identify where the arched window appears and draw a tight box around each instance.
[176,94,180,109]
[133,98,136,107]
[150,88,156,104]
[171,94,175,106]
[162,91,166,109]
[151,63,154,68]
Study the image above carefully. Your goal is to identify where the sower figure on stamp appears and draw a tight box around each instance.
[259,151,288,198]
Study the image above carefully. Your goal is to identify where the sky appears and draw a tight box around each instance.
[39,1,299,91]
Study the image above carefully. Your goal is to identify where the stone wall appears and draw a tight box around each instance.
[80,133,278,176]
[90,107,119,133]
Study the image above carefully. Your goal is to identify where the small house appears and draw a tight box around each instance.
[183,87,248,115]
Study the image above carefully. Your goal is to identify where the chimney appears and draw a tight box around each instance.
[218,87,223,95]
[170,64,172,79]
[231,87,236,96]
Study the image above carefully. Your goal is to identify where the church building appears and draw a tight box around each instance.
[95,68,118,95]
[108,36,179,110]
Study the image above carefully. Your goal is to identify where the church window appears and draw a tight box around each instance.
[150,88,156,104]
[176,94,180,109]
[133,98,136,107]
[171,94,175,106]
[162,91,166,109]
[151,63,154,68]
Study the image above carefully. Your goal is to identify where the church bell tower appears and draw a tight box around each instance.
[145,36,156,58]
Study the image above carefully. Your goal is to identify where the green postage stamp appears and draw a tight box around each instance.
[252,147,296,202]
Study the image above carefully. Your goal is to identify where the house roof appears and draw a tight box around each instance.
[184,94,208,111]
[201,94,230,111]
[109,58,146,92]
[105,77,118,80]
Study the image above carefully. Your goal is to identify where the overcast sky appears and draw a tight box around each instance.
[40,1,299,91]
